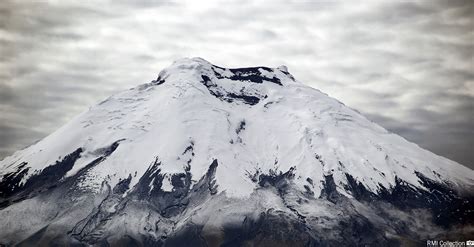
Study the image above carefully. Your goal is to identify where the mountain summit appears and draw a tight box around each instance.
[1,58,473,246]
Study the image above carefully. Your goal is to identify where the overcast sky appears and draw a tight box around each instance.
[1,0,473,168]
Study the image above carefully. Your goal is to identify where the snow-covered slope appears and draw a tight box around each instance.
[0,57,473,246]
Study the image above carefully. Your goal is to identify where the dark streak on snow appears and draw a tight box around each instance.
[235,120,246,143]
[0,148,83,208]
[0,139,124,209]
[319,174,342,204]
[343,172,474,227]
[131,158,218,218]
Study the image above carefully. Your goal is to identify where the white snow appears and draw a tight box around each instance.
[161,175,173,192]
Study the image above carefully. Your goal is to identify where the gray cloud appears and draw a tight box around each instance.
[0,0,473,168]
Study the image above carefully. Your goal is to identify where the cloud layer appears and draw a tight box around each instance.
[1,0,473,168]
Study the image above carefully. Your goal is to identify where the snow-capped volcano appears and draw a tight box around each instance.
[1,58,473,246]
